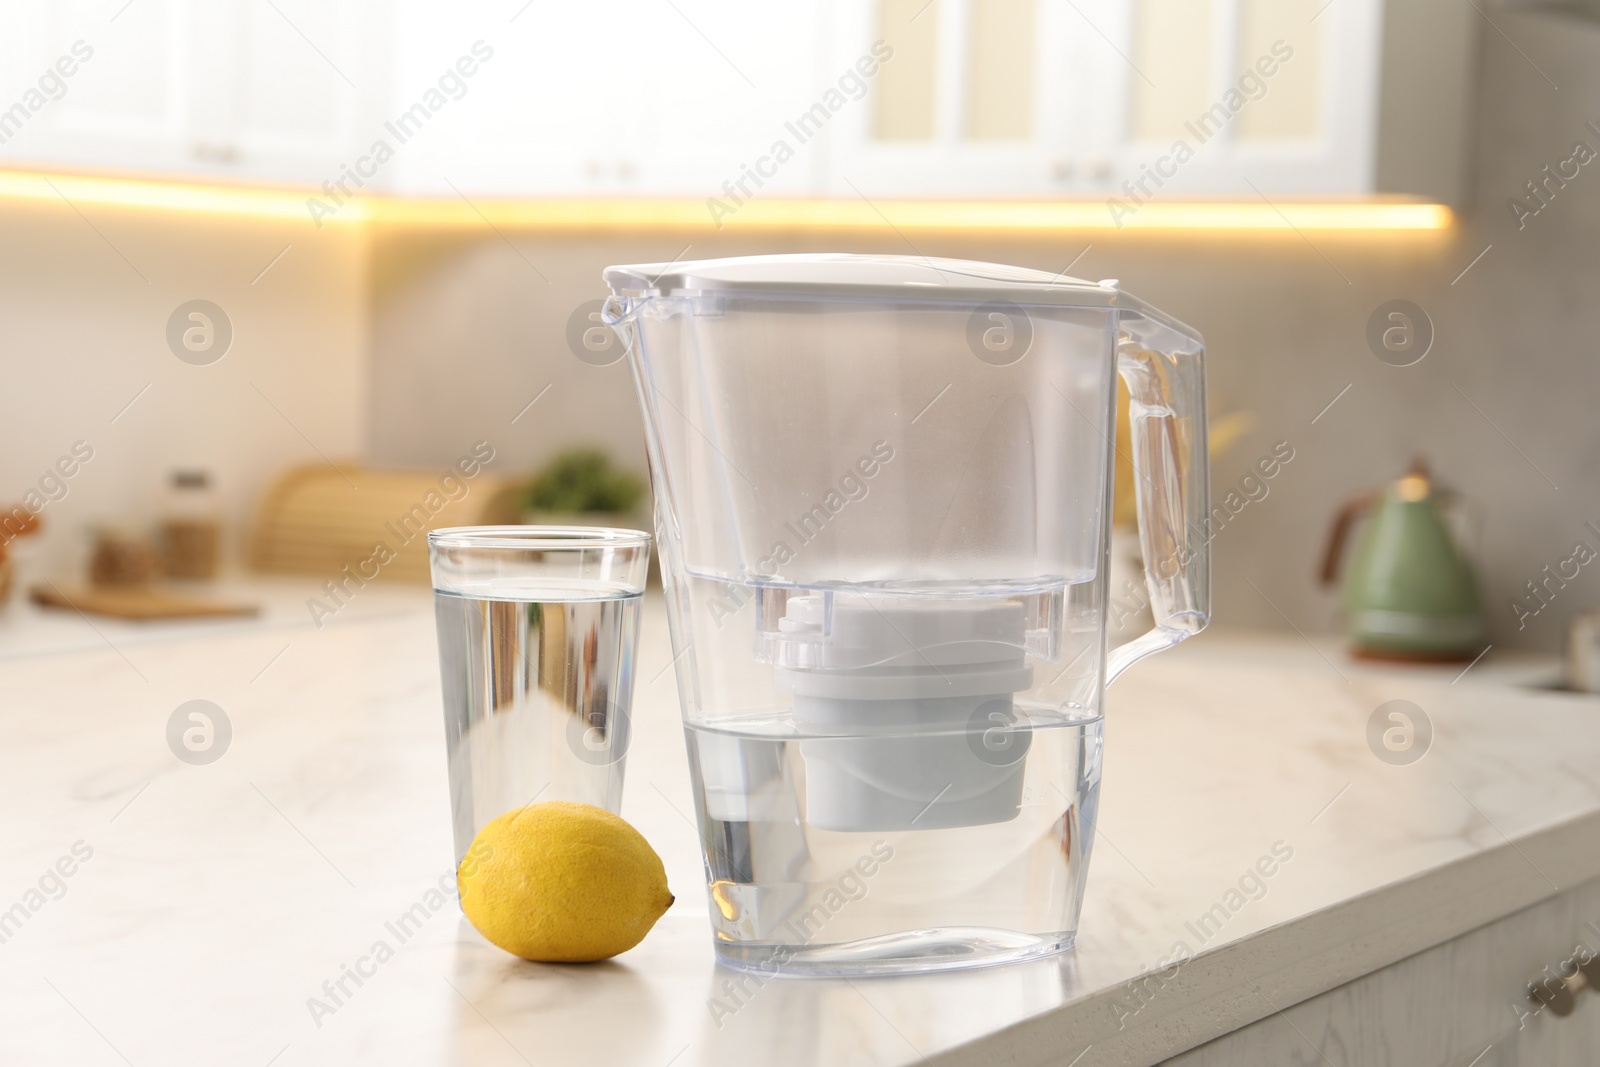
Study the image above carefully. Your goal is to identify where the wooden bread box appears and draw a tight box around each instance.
[249,463,522,584]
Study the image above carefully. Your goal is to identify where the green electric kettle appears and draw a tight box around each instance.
[1320,460,1485,661]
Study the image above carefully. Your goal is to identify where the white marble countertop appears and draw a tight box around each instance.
[3,585,1598,1066]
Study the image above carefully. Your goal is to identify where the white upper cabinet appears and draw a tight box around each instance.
[0,0,381,183]
[214,0,385,183]
[0,0,191,173]
[0,0,1479,202]
[380,0,825,198]
[1107,0,1382,196]
[821,0,1093,196]
[828,0,1478,202]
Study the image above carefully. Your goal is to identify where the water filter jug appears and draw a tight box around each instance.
[604,254,1209,975]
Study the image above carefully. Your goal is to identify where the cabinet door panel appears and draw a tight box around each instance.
[6,0,192,171]
[0,0,380,183]
[0,1,61,160]
[226,0,371,178]
[1162,877,1600,1067]
[388,0,822,197]
[825,0,1078,197]
[1107,0,1381,197]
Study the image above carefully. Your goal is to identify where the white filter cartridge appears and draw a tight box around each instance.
[773,594,1033,832]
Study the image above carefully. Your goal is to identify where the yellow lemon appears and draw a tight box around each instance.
[457,801,673,963]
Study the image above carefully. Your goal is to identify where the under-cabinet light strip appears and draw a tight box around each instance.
[0,169,1453,232]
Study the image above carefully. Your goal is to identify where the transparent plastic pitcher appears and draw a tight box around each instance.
[604,254,1209,976]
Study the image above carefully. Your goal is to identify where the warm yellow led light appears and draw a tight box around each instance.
[0,168,1452,233]
[0,169,362,223]
[369,196,1454,233]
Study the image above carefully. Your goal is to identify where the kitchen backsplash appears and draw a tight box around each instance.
[0,208,368,578]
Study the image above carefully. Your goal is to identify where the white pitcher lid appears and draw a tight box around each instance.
[604,253,1123,307]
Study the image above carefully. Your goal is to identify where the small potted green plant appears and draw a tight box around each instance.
[520,448,647,528]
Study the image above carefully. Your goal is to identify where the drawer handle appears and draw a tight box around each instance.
[1528,952,1600,1017]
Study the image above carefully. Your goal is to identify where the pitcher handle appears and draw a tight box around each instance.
[1106,307,1211,683]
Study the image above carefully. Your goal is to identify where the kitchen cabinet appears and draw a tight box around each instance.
[826,0,1479,203]
[206,0,388,185]
[1,0,1481,202]
[380,1,826,199]
[0,0,385,185]
[0,0,192,175]
[816,0,1091,197]
[1163,876,1600,1067]
[385,0,1482,202]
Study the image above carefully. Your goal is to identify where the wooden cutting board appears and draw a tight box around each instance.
[30,584,259,620]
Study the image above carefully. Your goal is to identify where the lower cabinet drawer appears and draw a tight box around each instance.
[1161,876,1600,1067]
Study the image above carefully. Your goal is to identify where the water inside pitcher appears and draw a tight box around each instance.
[604,254,1208,975]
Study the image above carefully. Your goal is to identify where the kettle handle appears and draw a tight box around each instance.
[1107,310,1211,684]
[1319,491,1377,586]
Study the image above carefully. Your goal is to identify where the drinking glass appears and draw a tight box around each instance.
[428,526,651,861]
